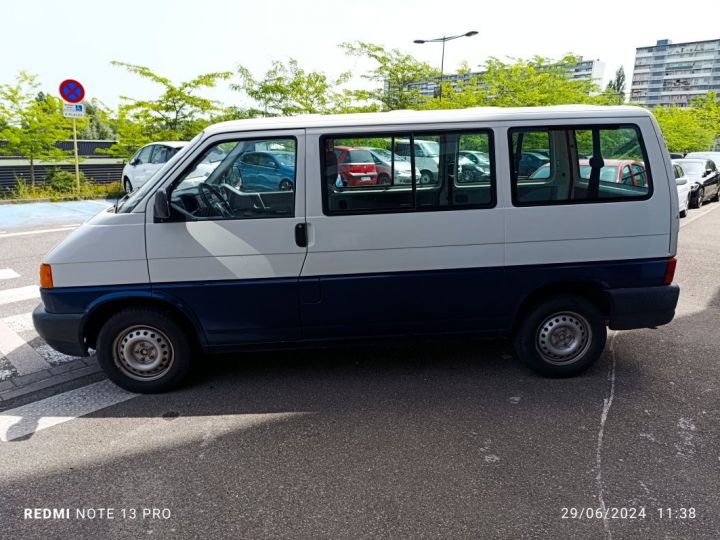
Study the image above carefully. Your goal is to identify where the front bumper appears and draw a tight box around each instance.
[32,304,88,357]
[606,284,680,330]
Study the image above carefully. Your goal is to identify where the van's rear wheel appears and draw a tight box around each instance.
[96,308,192,393]
[513,295,606,377]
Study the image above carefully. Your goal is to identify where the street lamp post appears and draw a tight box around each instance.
[413,31,478,101]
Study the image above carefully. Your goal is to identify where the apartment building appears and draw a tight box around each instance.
[630,38,720,107]
[401,59,605,98]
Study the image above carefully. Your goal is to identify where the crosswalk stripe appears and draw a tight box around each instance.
[0,285,39,306]
[0,380,137,442]
[0,313,34,333]
[0,269,20,280]
[0,320,51,375]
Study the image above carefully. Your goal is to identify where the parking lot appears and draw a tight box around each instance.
[0,202,719,539]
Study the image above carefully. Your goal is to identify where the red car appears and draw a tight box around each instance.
[529,159,647,187]
[334,146,379,186]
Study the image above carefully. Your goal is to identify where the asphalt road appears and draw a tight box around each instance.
[1,205,720,539]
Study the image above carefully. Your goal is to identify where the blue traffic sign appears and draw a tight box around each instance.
[59,79,85,103]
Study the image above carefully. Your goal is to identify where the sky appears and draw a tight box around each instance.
[2,0,719,109]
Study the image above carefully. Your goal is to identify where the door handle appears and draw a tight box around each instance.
[295,223,307,248]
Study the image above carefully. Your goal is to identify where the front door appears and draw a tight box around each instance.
[145,130,306,346]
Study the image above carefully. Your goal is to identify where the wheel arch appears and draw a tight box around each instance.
[511,281,610,333]
[82,294,205,352]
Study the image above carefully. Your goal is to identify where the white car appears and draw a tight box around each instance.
[672,160,691,218]
[122,141,186,193]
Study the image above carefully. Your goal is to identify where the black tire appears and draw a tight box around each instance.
[419,170,434,184]
[123,178,133,194]
[680,208,687,218]
[377,173,390,185]
[279,178,293,191]
[692,188,704,209]
[96,308,193,393]
[513,295,607,377]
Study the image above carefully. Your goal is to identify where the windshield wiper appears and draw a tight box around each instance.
[115,193,129,213]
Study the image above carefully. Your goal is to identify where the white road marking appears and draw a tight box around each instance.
[0,285,39,306]
[0,226,79,238]
[0,268,20,280]
[0,320,51,375]
[595,332,618,540]
[0,312,34,333]
[0,380,137,442]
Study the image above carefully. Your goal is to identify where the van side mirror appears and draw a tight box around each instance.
[676,177,687,186]
[154,189,170,222]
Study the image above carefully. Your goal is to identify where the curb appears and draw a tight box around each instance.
[0,357,102,402]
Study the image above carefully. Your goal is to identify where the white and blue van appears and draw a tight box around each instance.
[33,106,680,392]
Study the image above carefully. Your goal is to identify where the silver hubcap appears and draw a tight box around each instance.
[113,325,174,381]
[535,311,592,365]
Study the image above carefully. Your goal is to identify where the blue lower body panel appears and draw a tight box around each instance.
[35,258,676,353]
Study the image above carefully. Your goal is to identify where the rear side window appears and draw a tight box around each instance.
[321,130,495,215]
[510,124,652,206]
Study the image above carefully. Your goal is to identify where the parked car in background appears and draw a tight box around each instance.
[364,147,419,185]
[684,151,720,166]
[517,151,550,177]
[459,150,491,171]
[236,151,296,191]
[393,139,440,184]
[122,141,186,193]
[529,159,647,187]
[335,146,379,186]
[673,158,720,208]
[672,161,691,218]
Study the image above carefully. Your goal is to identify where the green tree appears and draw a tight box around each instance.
[652,105,716,153]
[97,105,155,159]
[419,55,603,110]
[0,72,72,186]
[691,91,720,148]
[234,59,350,116]
[79,99,117,140]
[339,41,440,110]
[110,61,233,140]
[604,66,626,104]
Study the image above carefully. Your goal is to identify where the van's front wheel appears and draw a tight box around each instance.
[96,308,192,393]
[513,295,606,377]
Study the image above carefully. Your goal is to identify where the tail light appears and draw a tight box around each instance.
[663,257,677,285]
[40,264,53,289]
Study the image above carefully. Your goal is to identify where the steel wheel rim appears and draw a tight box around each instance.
[113,325,174,381]
[535,311,592,365]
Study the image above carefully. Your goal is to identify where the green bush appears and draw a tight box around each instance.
[46,168,81,193]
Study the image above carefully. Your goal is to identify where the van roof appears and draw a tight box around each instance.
[204,105,653,135]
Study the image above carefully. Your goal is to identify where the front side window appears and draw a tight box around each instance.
[168,138,296,220]
[511,125,651,205]
[322,130,495,215]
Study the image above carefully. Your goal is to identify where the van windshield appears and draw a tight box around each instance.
[117,132,203,213]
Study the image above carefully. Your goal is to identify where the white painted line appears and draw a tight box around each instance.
[0,380,137,442]
[0,268,20,280]
[0,320,51,375]
[0,226,79,238]
[0,285,39,306]
[1,312,35,333]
